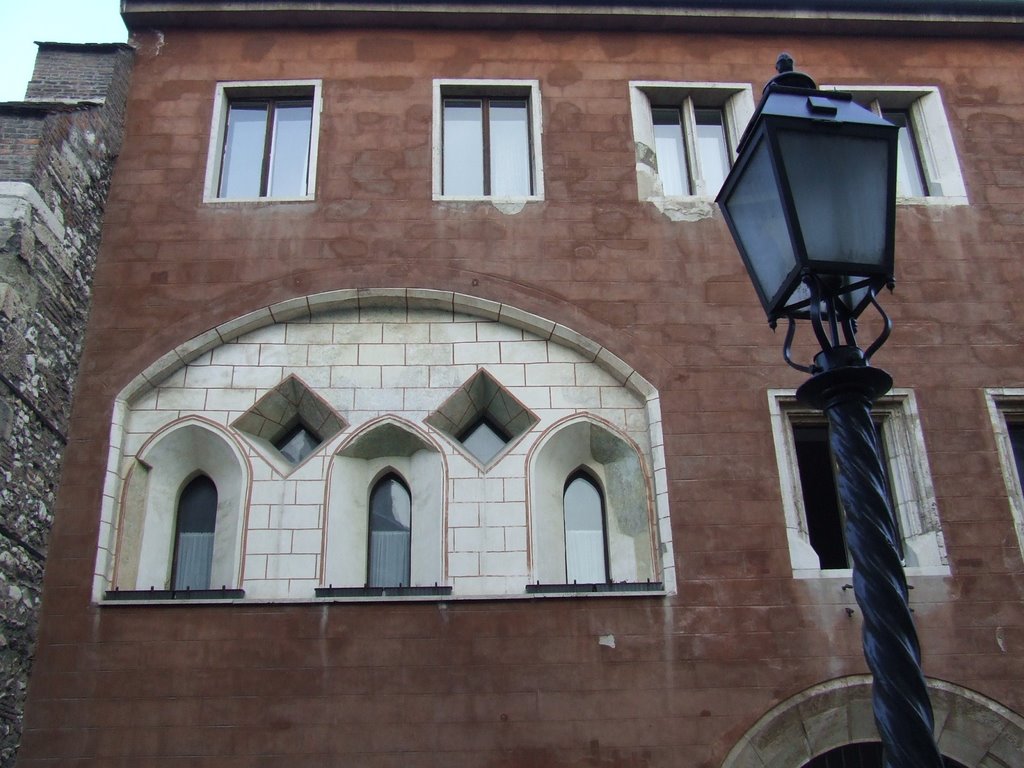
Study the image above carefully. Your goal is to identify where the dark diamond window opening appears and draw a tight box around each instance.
[232,375,346,469]
[425,369,538,468]
[274,422,321,465]
[458,417,511,466]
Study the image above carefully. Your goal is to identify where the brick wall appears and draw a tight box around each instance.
[25,43,130,103]
[0,42,132,768]
[0,113,45,182]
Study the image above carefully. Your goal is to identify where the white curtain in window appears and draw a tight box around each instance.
[173,532,214,590]
[566,530,606,584]
[369,530,411,587]
[489,101,531,197]
[268,104,313,198]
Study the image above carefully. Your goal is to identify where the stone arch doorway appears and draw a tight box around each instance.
[721,675,1024,768]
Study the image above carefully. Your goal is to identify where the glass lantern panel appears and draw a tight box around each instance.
[720,135,798,314]
[777,130,891,270]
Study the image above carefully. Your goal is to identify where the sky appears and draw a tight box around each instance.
[0,0,128,102]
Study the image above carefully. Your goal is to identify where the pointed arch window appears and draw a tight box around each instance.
[563,471,608,584]
[368,473,412,588]
[172,475,218,590]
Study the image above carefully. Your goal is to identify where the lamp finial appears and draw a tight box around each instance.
[764,52,817,92]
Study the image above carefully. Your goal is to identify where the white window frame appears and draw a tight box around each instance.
[984,389,1024,558]
[824,85,967,205]
[629,81,754,208]
[768,389,949,578]
[432,78,544,203]
[203,79,323,203]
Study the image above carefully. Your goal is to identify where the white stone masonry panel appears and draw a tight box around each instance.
[118,307,656,599]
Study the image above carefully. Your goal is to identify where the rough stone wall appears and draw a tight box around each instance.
[0,43,131,768]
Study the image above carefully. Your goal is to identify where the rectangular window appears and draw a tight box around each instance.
[769,390,948,577]
[433,79,544,201]
[442,97,532,196]
[204,80,322,202]
[984,390,1024,558]
[629,82,753,204]
[826,85,967,204]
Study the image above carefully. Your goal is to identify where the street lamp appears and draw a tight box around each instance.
[717,55,944,768]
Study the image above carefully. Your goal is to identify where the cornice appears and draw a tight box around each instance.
[119,1,1024,38]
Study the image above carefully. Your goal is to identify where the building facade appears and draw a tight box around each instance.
[17,2,1024,766]
[0,42,132,766]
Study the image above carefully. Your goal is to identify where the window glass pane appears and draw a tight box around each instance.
[794,421,902,569]
[564,475,607,583]
[489,99,531,197]
[883,110,928,197]
[793,425,849,569]
[268,102,313,198]
[461,420,509,465]
[694,108,731,197]
[275,423,319,465]
[652,107,690,196]
[1009,424,1024,488]
[872,421,904,560]
[219,103,268,198]
[173,475,217,590]
[443,99,484,196]
[368,475,412,587]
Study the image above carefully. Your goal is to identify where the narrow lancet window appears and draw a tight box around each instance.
[172,475,218,590]
[563,472,608,584]
[368,473,412,588]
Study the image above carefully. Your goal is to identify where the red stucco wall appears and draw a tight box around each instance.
[18,23,1024,767]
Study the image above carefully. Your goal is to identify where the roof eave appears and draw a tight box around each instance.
[118,2,1024,38]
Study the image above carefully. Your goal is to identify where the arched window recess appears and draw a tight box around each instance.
[318,430,451,599]
[527,418,664,595]
[104,419,248,602]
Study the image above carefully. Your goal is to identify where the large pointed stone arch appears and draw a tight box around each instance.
[720,675,1024,768]
[94,288,674,600]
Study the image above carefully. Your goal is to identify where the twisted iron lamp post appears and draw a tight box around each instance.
[716,55,943,768]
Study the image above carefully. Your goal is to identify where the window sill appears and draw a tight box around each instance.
[433,195,540,215]
[896,195,968,207]
[641,195,717,222]
[525,582,664,595]
[97,585,669,606]
[104,587,245,601]
[434,194,542,201]
[792,565,950,580]
[202,195,315,205]
[315,585,453,598]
